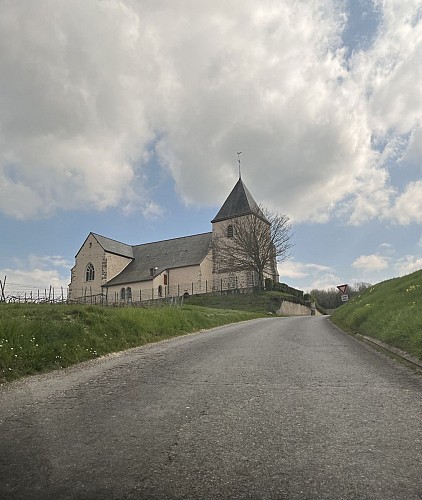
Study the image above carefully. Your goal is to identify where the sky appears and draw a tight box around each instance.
[1,0,422,297]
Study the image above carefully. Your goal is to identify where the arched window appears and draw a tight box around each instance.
[120,287,126,300]
[126,287,132,301]
[158,285,163,297]
[85,263,95,281]
[227,225,234,238]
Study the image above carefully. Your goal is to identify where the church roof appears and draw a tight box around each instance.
[92,233,134,258]
[105,232,212,286]
[211,178,267,223]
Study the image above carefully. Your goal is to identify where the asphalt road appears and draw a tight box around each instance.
[1,316,421,499]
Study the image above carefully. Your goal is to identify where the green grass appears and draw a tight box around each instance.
[185,291,296,314]
[0,303,264,383]
[331,270,422,360]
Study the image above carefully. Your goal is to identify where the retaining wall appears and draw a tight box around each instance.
[276,301,324,316]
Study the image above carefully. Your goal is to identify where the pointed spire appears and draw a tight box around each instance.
[211,178,267,223]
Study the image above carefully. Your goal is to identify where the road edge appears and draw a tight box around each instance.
[328,317,422,373]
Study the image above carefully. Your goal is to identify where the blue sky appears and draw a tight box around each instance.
[1,0,421,297]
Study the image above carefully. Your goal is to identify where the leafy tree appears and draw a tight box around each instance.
[213,205,293,290]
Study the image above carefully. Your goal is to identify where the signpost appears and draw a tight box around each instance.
[337,284,349,302]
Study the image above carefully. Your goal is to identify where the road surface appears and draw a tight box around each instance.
[1,316,421,499]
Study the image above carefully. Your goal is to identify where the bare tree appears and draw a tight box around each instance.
[213,205,293,290]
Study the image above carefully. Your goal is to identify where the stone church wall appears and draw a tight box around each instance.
[68,234,105,300]
[68,234,131,301]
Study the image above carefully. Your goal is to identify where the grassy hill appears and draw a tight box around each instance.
[331,270,422,360]
[0,303,264,383]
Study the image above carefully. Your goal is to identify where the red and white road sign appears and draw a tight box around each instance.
[337,284,348,294]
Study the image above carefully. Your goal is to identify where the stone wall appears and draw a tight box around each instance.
[276,300,324,316]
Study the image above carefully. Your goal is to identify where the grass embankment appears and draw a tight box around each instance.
[0,303,264,383]
[185,291,293,313]
[331,270,422,360]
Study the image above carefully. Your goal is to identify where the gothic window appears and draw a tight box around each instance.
[158,285,163,297]
[85,263,95,281]
[126,287,132,301]
[227,225,234,238]
[120,287,126,300]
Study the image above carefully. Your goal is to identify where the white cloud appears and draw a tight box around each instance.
[378,242,395,255]
[352,254,390,271]
[278,260,333,279]
[394,255,422,276]
[140,201,165,219]
[278,259,340,290]
[0,1,421,224]
[0,255,71,298]
[387,181,422,224]
[307,273,343,292]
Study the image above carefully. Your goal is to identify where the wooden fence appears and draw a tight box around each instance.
[0,277,67,304]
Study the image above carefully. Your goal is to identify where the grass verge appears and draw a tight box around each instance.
[0,303,264,383]
[331,270,422,360]
[185,291,296,314]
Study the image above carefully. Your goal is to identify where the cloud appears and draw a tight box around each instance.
[352,254,390,271]
[140,201,165,219]
[394,255,422,276]
[0,1,421,224]
[307,273,344,292]
[378,242,395,255]
[387,181,422,224]
[0,254,71,297]
[278,260,333,279]
[278,260,340,290]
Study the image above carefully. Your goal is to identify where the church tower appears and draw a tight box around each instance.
[211,178,275,291]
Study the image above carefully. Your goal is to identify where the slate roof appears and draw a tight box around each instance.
[92,233,134,259]
[211,178,267,223]
[105,232,213,286]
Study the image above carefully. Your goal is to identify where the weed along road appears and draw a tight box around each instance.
[1,316,422,499]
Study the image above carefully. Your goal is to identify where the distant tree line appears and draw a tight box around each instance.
[310,282,371,310]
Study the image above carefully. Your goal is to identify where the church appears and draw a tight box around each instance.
[68,178,279,303]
